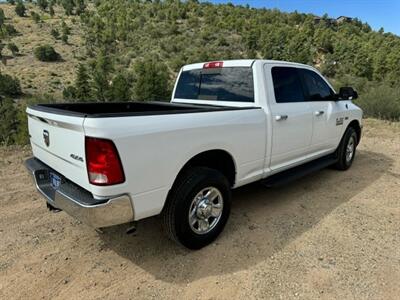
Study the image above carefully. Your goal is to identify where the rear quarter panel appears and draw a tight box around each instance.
[83,108,267,220]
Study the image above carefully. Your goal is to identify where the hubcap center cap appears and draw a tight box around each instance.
[197,199,212,219]
[189,187,224,235]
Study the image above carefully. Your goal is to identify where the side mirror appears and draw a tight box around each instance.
[338,87,358,100]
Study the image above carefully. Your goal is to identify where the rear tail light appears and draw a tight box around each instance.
[85,137,125,186]
[203,61,223,69]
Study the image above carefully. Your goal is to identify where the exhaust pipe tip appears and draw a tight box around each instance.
[47,202,62,213]
[126,222,137,235]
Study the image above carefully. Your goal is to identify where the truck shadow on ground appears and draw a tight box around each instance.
[100,150,392,283]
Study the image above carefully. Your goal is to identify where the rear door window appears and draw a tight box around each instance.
[174,67,254,102]
[271,67,306,103]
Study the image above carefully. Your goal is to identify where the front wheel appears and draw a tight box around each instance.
[334,127,358,170]
[162,167,231,249]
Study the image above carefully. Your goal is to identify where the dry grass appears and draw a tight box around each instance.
[0,3,85,99]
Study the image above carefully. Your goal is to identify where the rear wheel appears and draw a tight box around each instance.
[162,167,231,249]
[334,127,358,170]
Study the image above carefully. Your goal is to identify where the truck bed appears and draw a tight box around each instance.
[30,101,255,118]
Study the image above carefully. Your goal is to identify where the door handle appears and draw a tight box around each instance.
[275,115,288,121]
[315,110,325,116]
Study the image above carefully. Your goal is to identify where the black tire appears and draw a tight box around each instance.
[334,126,358,170]
[162,167,231,250]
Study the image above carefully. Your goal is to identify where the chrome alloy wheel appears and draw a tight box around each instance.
[346,136,355,162]
[188,187,224,235]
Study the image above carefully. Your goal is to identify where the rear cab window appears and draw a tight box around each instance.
[174,67,254,102]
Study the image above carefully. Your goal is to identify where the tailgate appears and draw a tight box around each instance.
[27,107,91,191]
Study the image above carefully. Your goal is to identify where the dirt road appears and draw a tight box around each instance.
[1,119,399,299]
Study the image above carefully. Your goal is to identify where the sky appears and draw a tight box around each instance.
[211,0,400,35]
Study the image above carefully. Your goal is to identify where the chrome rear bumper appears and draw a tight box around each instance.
[25,157,134,228]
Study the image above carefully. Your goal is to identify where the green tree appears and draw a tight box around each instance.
[74,63,92,101]
[49,4,55,17]
[0,42,4,59]
[0,8,5,27]
[133,58,169,101]
[91,50,113,101]
[15,1,26,17]
[61,20,70,43]
[6,0,16,5]
[109,73,131,101]
[7,42,19,57]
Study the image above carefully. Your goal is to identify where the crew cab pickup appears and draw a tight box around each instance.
[25,60,362,249]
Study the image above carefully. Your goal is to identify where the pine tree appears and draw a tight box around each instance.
[0,8,5,27]
[49,4,54,17]
[61,20,70,43]
[0,42,4,59]
[110,73,131,101]
[92,50,113,101]
[133,58,169,101]
[75,64,91,101]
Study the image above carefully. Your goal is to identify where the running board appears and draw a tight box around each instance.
[261,155,338,188]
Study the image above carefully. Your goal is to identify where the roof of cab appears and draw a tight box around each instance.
[181,59,313,71]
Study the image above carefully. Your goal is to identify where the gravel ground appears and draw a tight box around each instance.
[0,119,399,300]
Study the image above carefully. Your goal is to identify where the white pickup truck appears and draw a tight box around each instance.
[25,60,362,249]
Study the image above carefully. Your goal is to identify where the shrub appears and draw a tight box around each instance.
[0,73,22,97]
[34,44,60,61]
[50,28,59,39]
[37,0,48,11]
[7,42,19,56]
[15,1,26,17]
[61,32,68,44]
[31,11,41,23]
[0,98,18,145]
[355,83,400,121]
[4,24,18,36]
